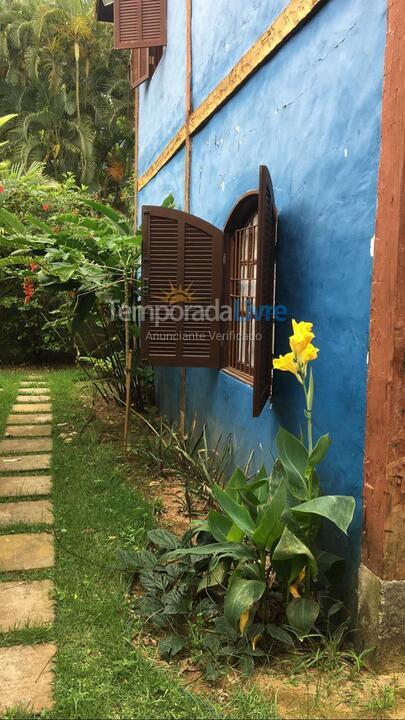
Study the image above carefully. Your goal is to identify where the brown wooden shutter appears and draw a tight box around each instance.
[114,0,167,49]
[252,166,277,417]
[141,207,223,368]
[130,48,149,87]
[130,46,163,88]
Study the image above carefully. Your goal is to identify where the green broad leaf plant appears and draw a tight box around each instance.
[164,320,355,643]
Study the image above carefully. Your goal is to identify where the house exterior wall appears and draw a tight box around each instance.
[137,0,387,568]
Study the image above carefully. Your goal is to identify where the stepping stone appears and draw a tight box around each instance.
[0,475,51,498]
[12,404,52,414]
[0,643,56,714]
[0,454,51,473]
[18,388,50,395]
[20,382,47,387]
[5,425,52,438]
[0,580,54,631]
[0,438,52,454]
[0,533,54,571]
[8,414,52,425]
[16,396,51,403]
[0,438,52,455]
[0,500,53,526]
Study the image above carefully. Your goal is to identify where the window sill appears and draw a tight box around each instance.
[221,367,254,387]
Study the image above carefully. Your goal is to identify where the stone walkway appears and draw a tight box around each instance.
[0,374,55,715]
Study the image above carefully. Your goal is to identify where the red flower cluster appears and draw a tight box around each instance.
[29,262,39,272]
[42,203,49,211]
[0,185,4,193]
[23,277,35,304]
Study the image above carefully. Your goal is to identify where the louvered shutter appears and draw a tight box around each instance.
[130,48,150,88]
[252,166,277,417]
[114,0,167,49]
[141,207,223,368]
[130,46,163,88]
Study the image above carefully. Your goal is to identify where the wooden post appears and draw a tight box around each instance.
[123,87,140,449]
[362,0,405,581]
[179,0,193,435]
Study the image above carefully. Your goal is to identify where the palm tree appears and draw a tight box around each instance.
[0,0,133,191]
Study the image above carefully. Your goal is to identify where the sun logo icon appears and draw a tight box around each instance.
[159,282,197,304]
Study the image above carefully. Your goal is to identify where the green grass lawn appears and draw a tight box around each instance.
[0,368,278,720]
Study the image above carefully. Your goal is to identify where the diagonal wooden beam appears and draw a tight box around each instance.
[138,0,328,191]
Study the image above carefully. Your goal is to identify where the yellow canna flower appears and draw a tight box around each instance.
[289,319,316,360]
[292,319,313,335]
[300,343,319,365]
[273,352,300,376]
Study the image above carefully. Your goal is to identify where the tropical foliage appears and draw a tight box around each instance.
[121,321,355,677]
[0,0,133,193]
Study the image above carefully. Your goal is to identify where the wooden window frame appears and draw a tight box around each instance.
[222,202,259,384]
[140,167,277,417]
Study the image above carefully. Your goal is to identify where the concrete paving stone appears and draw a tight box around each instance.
[0,533,54,571]
[7,414,52,425]
[16,396,51,404]
[0,475,52,497]
[0,438,52,455]
[0,643,56,714]
[17,388,50,395]
[5,425,52,438]
[0,454,51,473]
[0,500,53,526]
[12,404,52,414]
[20,382,47,387]
[0,580,55,631]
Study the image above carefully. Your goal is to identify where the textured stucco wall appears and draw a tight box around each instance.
[138,0,186,175]
[138,0,387,569]
[191,0,290,107]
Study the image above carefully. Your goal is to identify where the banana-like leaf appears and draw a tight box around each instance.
[308,434,331,467]
[81,198,129,234]
[276,427,309,479]
[207,510,232,542]
[272,526,317,574]
[224,570,266,626]
[212,483,255,536]
[197,559,228,593]
[287,597,320,636]
[291,496,355,535]
[252,477,286,549]
[0,207,26,234]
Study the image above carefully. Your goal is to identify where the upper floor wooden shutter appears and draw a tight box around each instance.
[252,166,277,417]
[130,46,163,88]
[114,0,167,49]
[130,48,149,88]
[141,207,223,368]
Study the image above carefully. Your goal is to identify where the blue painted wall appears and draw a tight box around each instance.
[138,0,387,569]
[138,0,186,174]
